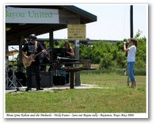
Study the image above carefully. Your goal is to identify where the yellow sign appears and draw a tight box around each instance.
[67,24,86,40]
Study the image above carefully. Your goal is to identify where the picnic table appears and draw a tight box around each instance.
[59,67,82,89]
[45,57,97,89]
[58,66,96,89]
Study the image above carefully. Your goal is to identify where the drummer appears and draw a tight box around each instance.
[64,42,75,84]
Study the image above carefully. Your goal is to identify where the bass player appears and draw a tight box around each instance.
[22,34,46,91]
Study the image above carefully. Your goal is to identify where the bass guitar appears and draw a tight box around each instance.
[22,51,42,67]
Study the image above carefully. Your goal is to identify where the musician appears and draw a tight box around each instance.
[64,41,75,57]
[124,38,137,88]
[64,42,75,83]
[22,34,46,91]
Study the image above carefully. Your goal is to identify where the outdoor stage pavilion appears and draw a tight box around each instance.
[5,5,97,88]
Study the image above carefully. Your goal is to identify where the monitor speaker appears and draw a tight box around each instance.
[32,72,53,88]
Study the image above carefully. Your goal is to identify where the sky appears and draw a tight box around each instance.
[37,4,148,40]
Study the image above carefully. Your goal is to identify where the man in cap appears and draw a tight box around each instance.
[22,34,46,91]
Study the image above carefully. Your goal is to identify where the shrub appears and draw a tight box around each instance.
[99,53,113,69]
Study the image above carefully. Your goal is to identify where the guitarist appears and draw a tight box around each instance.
[22,34,46,91]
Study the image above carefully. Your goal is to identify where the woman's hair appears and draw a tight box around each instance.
[65,41,71,49]
[130,38,137,47]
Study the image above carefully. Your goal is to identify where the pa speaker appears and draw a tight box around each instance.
[32,72,53,88]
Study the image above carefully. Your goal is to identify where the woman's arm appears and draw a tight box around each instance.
[123,42,129,51]
[67,48,75,57]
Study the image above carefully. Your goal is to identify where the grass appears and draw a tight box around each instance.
[81,68,146,76]
[5,73,146,113]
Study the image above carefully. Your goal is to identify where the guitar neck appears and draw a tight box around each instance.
[34,51,42,59]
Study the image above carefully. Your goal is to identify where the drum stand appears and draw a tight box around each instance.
[6,65,23,91]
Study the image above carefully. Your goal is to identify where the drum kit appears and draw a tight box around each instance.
[5,50,24,90]
[5,47,52,90]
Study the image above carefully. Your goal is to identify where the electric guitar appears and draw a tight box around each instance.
[22,51,42,67]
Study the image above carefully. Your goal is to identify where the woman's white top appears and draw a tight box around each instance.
[127,45,136,62]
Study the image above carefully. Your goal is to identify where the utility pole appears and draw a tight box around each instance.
[130,5,134,38]
[127,5,134,86]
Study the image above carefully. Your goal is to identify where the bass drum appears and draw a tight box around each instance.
[15,72,27,86]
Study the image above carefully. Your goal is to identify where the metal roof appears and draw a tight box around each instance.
[63,5,97,22]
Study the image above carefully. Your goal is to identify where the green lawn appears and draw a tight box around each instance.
[5,73,146,113]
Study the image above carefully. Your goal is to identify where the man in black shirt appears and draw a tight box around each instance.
[22,34,46,91]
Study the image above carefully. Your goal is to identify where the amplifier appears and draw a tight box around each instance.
[32,72,53,88]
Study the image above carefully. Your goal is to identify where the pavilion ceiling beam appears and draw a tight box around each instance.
[6,24,67,42]
[6,24,53,41]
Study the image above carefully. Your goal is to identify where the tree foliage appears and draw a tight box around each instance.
[80,31,146,70]
[43,30,146,70]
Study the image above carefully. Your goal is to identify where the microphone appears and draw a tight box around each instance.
[24,38,29,44]
[57,56,60,60]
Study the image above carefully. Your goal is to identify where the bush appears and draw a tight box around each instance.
[77,31,146,75]
[99,53,113,69]
[116,52,127,68]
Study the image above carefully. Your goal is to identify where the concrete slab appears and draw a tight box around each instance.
[5,84,101,93]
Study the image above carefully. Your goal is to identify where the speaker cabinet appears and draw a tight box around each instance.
[32,72,53,88]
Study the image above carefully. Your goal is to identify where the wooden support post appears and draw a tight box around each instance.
[18,36,24,72]
[70,72,74,89]
[19,36,24,63]
[49,31,53,86]
[49,31,53,62]
[5,41,9,60]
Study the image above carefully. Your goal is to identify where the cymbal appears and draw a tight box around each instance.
[6,50,19,56]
